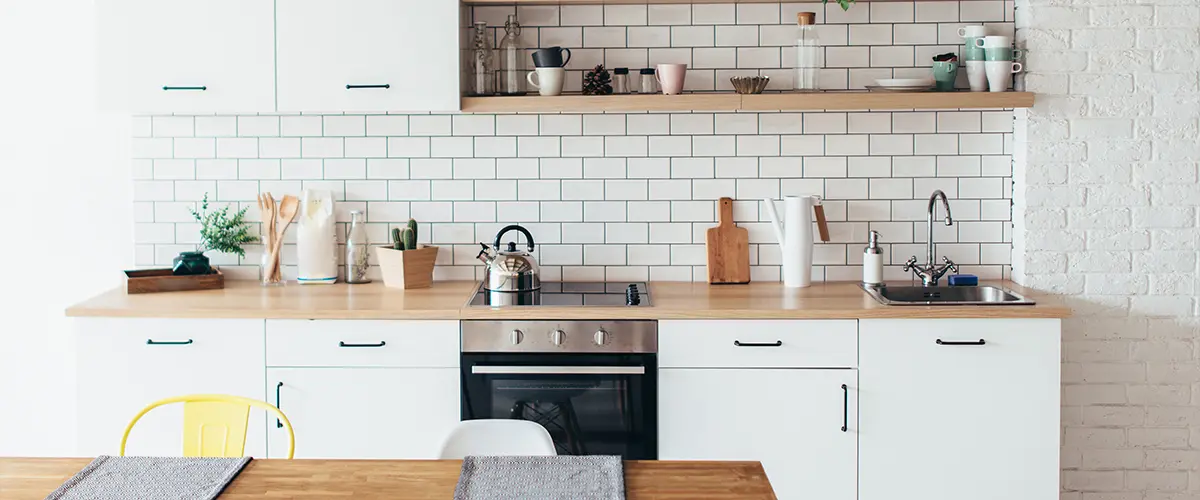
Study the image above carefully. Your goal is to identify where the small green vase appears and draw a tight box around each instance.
[172,251,212,276]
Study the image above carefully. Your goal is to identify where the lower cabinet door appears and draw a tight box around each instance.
[659,369,857,500]
[267,367,460,459]
[859,319,1061,500]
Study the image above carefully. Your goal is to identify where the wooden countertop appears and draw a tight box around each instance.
[0,458,777,499]
[67,280,1071,320]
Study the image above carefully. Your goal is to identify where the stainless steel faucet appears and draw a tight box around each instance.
[904,190,958,286]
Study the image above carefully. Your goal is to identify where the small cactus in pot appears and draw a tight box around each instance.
[391,219,420,250]
[378,218,437,289]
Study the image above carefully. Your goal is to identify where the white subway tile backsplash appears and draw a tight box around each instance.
[152,116,194,138]
[648,4,691,25]
[605,4,647,25]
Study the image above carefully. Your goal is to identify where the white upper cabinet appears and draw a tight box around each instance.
[858,319,1061,500]
[97,0,276,114]
[276,0,461,113]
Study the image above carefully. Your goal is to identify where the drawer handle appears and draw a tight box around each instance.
[346,84,391,90]
[733,340,783,347]
[275,382,283,428]
[339,341,387,348]
[146,339,193,345]
[162,86,207,91]
[936,339,986,346]
[840,384,849,432]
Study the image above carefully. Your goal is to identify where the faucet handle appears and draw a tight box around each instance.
[942,256,958,274]
[903,256,919,272]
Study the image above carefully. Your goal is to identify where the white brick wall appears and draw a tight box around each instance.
[1014,0,1200,496]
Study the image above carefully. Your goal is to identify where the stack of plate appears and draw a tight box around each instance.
[866,78,935,92]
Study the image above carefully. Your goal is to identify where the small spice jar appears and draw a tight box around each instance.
[612,67,630,94]
[638,68,657,94]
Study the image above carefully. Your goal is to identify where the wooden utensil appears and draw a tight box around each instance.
[266,195,300,282]
[706,197,751,284]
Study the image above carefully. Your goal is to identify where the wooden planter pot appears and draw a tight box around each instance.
[376,246,438,289]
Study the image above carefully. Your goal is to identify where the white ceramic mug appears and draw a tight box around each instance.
[526,67,565,96]
[965,60,988,92]
[958,25,987,38]
[985,61,1023,92]
[974,35,1012,48]
[655,63,688,95]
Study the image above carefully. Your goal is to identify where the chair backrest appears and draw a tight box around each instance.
[439,419,557,459]
[120,394,295,459]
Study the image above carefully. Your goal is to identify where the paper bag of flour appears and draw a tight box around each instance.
[296,189,337,284]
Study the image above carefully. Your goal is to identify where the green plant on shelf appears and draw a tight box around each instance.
[824,0,856,11]
[188,193,257,257]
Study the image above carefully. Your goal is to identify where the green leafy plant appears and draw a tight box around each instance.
[390,219,419,251]
[824,0,855,11]
[188,193,257,257]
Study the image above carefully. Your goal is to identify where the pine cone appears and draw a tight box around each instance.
[582,64,614,95]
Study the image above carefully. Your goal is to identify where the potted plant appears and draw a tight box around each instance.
[376,219,439,289]
[826,0,855,10]
[175,193,257,275]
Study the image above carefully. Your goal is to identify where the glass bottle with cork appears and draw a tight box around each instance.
[793,12,822,92]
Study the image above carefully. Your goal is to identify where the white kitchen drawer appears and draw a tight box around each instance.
[659,320,857,368]
[266,320,458,368]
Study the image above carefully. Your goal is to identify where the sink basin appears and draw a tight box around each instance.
[861,285,1035,306]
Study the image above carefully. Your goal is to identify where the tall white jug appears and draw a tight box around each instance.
[763,196,819,288]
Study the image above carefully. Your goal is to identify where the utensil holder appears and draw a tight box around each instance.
[377,246,439,289]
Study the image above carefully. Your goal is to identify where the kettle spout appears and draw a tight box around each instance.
[762,199,786,247]
[475,243,493,265]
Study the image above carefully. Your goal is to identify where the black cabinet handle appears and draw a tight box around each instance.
[733,340,783,347]
[146,339,193,345]
[936,339,986,346]
[162,86,206,91]
[339,341,387,348]
[275,382,283,428]
[840,384,849,432]
[346,84,390,89]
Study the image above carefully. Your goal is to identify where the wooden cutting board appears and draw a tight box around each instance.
[706,197,751,284]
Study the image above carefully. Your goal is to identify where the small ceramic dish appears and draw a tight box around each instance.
[875,78,935,87]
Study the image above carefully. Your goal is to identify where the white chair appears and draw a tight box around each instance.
[438,419,558,459]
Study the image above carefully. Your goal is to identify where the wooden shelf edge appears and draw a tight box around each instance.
[464,0,973,4]
[461,92,1035,113]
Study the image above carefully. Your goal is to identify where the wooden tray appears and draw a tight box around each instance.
[124,268,225,294]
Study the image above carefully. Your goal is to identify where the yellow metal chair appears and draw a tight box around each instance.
[120,394,295,459]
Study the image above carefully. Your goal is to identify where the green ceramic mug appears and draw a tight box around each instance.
[984,47,1023,61]
[932,61,959,91]
[963,37,985,61]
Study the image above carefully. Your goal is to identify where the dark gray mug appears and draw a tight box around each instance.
[532,47,571,68]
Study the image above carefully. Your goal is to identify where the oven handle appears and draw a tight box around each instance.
[471,366,646,375]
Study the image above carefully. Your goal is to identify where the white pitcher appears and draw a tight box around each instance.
[763,195,820,288]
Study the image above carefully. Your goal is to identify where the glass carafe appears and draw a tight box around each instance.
[496,14,526,96]
[468,21,496,96]
[345,210,371,284]
[794,12,822,92]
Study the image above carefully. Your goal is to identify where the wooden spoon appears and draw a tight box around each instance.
[267,195,299,281]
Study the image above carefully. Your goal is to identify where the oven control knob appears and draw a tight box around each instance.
[550,329,566,346]
[594,329,610,346]
[510,329,524,345]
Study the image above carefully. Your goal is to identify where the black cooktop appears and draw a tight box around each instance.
[469,282,651,307]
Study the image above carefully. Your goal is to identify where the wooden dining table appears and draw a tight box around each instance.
[0,457,776,499]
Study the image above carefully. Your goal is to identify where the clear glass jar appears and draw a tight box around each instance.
[468,21,496,96]
[638,68,657,94]
[794,12,822,92]
[496,15,526,96]
[612,67,630,94]
[345,210,371,284]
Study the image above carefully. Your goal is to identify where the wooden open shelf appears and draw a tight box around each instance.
[466,0,966,4]
[461,91,1035,113]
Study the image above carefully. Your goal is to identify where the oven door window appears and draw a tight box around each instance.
[461,354,657,460]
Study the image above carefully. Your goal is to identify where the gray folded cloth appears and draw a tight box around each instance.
[44,455,252,500]
[454,455,625,500]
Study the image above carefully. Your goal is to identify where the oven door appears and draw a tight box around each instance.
[461,353,657,460]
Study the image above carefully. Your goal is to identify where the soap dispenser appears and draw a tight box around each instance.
[863,230,883,287]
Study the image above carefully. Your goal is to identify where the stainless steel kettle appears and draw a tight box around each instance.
[477,225,540,292]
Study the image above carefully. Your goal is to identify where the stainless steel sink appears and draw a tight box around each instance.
[861,285,1036,306]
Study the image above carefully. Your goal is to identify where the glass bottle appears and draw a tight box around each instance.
[345,210,371,284]
[468,21,496,96]
[496,15,526,96]
[793,12,822,92]
[638,68,657,94]
[612,68,630,94]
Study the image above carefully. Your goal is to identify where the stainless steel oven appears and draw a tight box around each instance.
[460,320,657,460]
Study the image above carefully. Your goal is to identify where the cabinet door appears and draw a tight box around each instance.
[75,318,267,457]
[267,368,460,459]
[660,369,857,500]
[98,0,275,114]
[276,0,461,112]
[859,319,1060,500]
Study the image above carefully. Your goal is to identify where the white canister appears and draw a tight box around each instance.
[296,189,338,284]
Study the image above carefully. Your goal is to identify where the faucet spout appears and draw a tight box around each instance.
[905,190,959,286]
[926,190,953,267]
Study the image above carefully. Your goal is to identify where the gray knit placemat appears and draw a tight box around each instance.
[454,455,625,500]
[44,455,252,500]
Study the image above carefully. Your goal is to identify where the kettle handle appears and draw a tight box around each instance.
[494,225,535,252]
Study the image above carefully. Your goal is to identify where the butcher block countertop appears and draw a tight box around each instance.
[67,280,1071,320]
[0,458,777,500]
